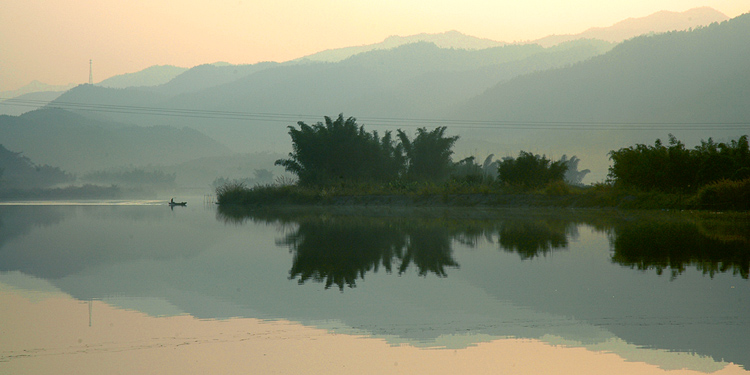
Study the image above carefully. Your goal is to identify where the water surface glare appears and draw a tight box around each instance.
[1,203,748,374]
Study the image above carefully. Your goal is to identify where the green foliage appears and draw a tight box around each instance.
[215,181,250,205]
[397,127,459,182]
[275,114,404,186]
[611,217,750,279]
[693,178,750,211]
[543,180,571,196]
[497,151,568,189]
[215,182,323,206]
[693,136,750,184]
[275,115,460,186]
[609,135,750,192]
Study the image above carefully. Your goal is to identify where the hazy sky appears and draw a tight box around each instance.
[1,0,747,91]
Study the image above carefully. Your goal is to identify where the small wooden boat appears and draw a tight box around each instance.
[168,200,187,206]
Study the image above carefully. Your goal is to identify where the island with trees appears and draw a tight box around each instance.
[216,114,749,211]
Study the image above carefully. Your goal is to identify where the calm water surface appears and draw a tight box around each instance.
[1,200,748,373]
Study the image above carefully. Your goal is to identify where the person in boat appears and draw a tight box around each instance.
[170,198,174,204]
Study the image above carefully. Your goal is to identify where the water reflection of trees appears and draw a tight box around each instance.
[218,208,578,290]
[277,216,459,290]
[281,218,407,289]
[496,220,572,259]
[217,207,750,289]
[610,216,750,279]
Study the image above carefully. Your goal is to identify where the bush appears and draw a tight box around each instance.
[694,177,750,210]
[609,134,749,192]
[543,180,571,196]
[497,151,567,189]
[274,114,403,186]
[215,181,248,205]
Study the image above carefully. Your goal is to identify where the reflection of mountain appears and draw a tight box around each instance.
[1,206,747,369]
[0,206,66,251]
[0,205,212,279]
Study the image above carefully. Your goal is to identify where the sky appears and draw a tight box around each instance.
[1,0,748,92]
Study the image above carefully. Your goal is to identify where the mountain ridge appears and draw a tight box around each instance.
[533,6,729,47]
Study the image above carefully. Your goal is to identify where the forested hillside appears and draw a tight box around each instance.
[0,144,73,188]
[458,14,750,124]
[451,13,750,180]
[0,108,231,173]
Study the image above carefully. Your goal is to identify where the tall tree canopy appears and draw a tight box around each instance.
[497,151,567,189]
[275,116,461,185]
[397,126,459,182]
[608,134,749,191]
[275,114,403,185]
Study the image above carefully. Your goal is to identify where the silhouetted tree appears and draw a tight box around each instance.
[275,114,403,185]
[497,151,567,189]
[397,127,459,182]
[608,134,749,191]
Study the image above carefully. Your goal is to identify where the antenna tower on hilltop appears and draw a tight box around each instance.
[89,59,93,85]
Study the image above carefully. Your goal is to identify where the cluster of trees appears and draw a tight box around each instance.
[608,134,750,191]
[275,115,458,185]
[497,152,568,189]
[275,114,583,188]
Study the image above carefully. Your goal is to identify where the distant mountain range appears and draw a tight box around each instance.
[48,38,613,152]
[0,108,231,173]
[0,80,76,100]
[1,7,745,184]
[451,12,750,178]
[533,6,729,46]
[0,81,77,116]
[97,65,187,89]
[296,30,506,63]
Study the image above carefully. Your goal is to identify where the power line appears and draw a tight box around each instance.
[2,97,749,131]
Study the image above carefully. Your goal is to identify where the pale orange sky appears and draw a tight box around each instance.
[1,0,748,91]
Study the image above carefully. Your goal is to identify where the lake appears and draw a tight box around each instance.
[1,200,748,374]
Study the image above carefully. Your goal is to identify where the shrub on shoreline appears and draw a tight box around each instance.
[693,178,750,211]
[215,179,750,211]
